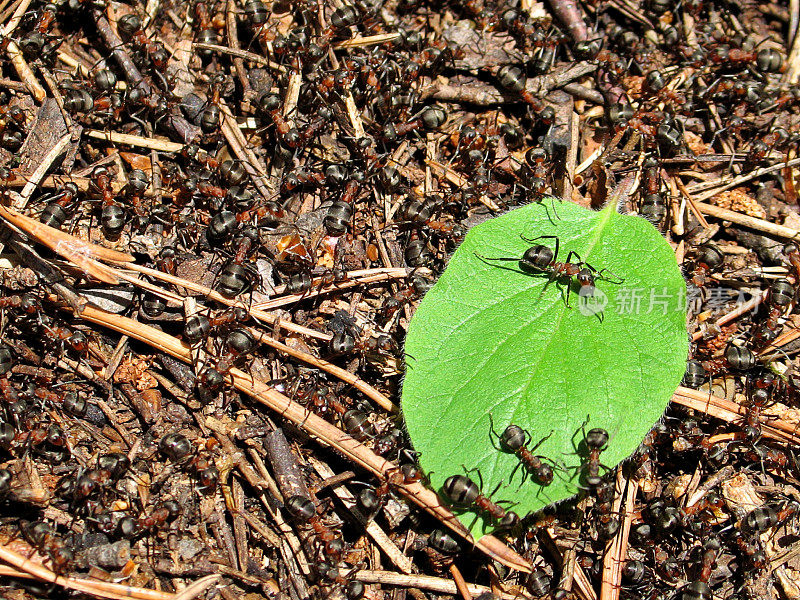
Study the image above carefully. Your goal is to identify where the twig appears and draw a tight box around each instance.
[0,543,178,600]
[691,289,768,342]
[546,0,588,42]
[13,133,72,210]
[249,327,397,413]
[693,202,800,241]
[672,386,800,444]
[192,42,286,72]
[85,130,184,152]
[353,570,530,600]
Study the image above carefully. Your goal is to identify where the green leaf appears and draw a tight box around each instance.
[402,199,687,538]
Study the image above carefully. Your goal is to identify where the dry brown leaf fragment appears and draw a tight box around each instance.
[113,355,158,390]
[711,188,767,218]
[684,130,713,156]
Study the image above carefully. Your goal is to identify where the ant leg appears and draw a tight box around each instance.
[474,253,521,263]
[593,267,625,284]
[529,429,554,452]
[488,414,503,452]
[565,250,582,265]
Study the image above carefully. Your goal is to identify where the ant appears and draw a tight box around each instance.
[37,181,80,230]
[183,306,249,344]
[752,279,794,347]
[216,227,260,298]
[159,433,219,493]
[488,416,556,487]
[357,464,422,515]
[441,472,519,527]
[90,166,126,237]
[687,242,724,289]
[196,328,257,396]
[476,235,623,308]
[572,420,609,490]
[314,561,366,600]
[285,494,344,560]
[18,520,74,574]
[639,156,668,228]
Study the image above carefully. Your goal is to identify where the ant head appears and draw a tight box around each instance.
[577,268,595,288]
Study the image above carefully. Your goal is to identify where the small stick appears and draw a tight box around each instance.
[192,42,286,72]
[691,289,767,342]
[248,327,397,413]
[335,33,401,48]
[86,130,184,152]
[225,0,251,95]
[353,570,529,600]
[693,202,800,241]
[13,133,72,210]
[263,428,310,500]
[546,0,588,42]
[449,564,473,600]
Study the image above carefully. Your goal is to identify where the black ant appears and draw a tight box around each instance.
[196,328,257,396]
[159,433,219,493]
[441,472,519,527]
[357,464,422,515]
[488,416,556,488]
[19,520,74,574]
[476,235,623,308]
[285,494,344,560]
[752,279,794,348]
[571,420,610,490]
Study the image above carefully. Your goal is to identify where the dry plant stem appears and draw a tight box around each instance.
[225,0,249,93]
[693,202,800,241]
[5,39,45,101]
[0,204,133,284]
[672,386,800,444]
[335,33,400,48]
[764,325,800,353]
[0,0,24,28]
[686,466,735,508]
[672,175,711,229]
[93,10,147,88]
[0,544,180,600]
[253,267,422,310]
[785,0,800,84]
[170,575,222,600]
[108,261,331,341]
[249,328,397,413]
[13,133,72,210]
[546,0,588,41]
[308,456,415,574]
[263,428,310,500]
[5,173,126,193]
[688,156,800,196]
[192,42,286,72]
[449,564,473,600]
[541,528,597,600]
[74,305,531,572]
[354,570,529,600]
[601,470,626,600]
[601,475,638,600]
[85,130,184,152]
[691,289,768,342]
